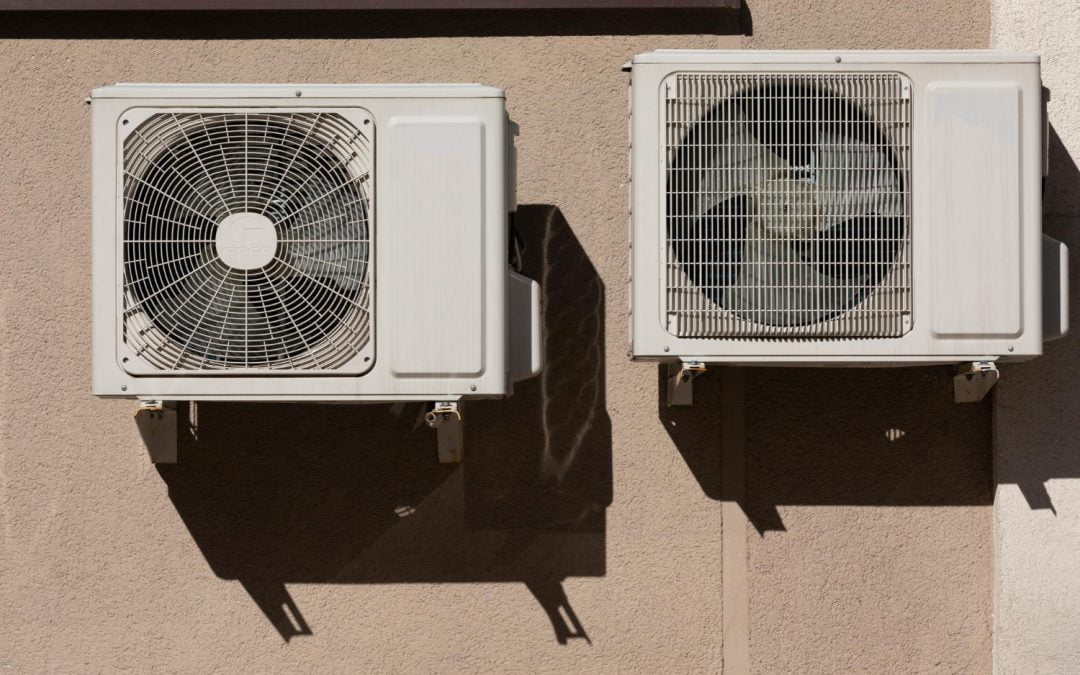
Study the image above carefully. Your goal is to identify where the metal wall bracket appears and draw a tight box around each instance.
[667,361,706,406]
[954,361,999,403]
[134,400,177,463]
[425,401,464,463]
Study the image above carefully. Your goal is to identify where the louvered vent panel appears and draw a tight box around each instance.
[664,72,912,338]
[122,112,372,372]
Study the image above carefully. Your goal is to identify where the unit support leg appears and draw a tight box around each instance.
[426,401,464,463]
[667,361,706,406]
[134,400,178,463]
[954,361,999,403]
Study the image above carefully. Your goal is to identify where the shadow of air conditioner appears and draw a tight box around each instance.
[157,205,611,643]
[661,125,1080,533]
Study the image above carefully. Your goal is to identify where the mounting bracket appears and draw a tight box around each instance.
[134,400,177,463]
[425,401,464,463]
[667,361,706,406]
[954,361,999,403]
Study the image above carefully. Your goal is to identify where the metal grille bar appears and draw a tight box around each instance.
[663,72,912,338]
[121,111,373,372]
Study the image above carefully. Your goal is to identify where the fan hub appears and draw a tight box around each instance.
[215,212,277,270]
[754,178,819,239]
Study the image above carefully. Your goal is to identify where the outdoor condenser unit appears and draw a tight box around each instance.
[627,51,1068,402]
[91,84,541,460]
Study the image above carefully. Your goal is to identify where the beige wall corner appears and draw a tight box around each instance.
[992,2,1080,673]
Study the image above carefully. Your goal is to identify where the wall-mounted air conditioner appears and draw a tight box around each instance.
[627,51,1068,402]
[91,84,541,459]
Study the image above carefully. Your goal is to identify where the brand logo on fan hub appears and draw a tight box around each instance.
[215,212,278,270]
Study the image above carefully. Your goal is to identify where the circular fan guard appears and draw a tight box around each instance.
[122,112,372,371]
[667,78,909,330]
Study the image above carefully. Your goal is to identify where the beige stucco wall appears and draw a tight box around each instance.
[0,2,993,671]
[992,2,1080,672]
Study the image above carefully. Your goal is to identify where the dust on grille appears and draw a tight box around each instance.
[664,72,913,338]
[122,112,372,371]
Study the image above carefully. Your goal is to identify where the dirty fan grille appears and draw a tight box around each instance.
[664,72,912,338]
[122,112,372,372]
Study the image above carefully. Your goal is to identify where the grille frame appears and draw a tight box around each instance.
[114,107,376,376]
[661,71,914,339]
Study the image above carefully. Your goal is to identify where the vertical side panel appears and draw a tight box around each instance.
[929,82,1022,337]
[384,117,485,376]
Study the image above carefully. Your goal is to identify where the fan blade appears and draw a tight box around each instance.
[145,246,218,334]
[278,191,369,292]
[286,239,366,291]
[815,126,904,220]
[670,194,750,304]
[736,87,818,168]
[799,215,904,280]
[243,274,275,361]
[671,101,789,204]
[703,118,789,195]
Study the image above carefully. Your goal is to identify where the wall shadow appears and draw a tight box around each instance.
[659,124,1080,534]
[1045,123,1080,218]
[995,121,1080,512]
[661,365,993,534]
[0,4,749,38]
[157,204,611,643]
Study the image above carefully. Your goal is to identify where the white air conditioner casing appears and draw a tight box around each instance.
[92,83,541,401]
[629,50,1068,365]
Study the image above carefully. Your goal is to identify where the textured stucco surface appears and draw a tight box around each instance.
[0,2,993,671]
[992,2,1080,672]
[746,0,989,50]
[743,5,994,671]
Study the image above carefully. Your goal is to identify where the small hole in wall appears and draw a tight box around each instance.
[122,119,129,125]
[363,119,370,125]
[363,356,370,362]
[122,357,129,363]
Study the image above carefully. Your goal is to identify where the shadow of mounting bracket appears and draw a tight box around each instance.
[954,361,999,403]
[134,400,177,463]
[425,401,464,463]
[667,361,706,406]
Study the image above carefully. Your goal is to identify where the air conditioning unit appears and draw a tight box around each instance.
[628,51,1068,402]
[91,84,541,458]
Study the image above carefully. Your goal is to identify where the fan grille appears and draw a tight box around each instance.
[664,72,912,338]
[121,112,372,371]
